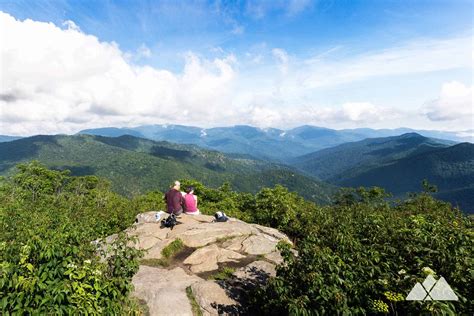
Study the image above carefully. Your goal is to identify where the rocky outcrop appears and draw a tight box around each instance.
[126,212,291,315]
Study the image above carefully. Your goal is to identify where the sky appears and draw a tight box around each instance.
[0,0,472,136]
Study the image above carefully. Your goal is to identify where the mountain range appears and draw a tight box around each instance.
[0,135,22,142]
[291,133,474,212]
[74,124,472,162]
[0,134,334,204]
[1,126,472,213]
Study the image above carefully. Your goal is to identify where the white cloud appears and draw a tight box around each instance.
[136,44,152,59]
[0,12,472,135]
[302,36,473,89]
[62,20,81,32]
[0,12,236,135]
[336,102,402,123]
[286,0,312,16]
[272,48,289,74]
[231,24,244,35]
[245,0,312,19]
[422,81,473,121]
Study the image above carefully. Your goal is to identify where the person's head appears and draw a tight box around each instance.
[186,186,194,194]
[173,180,180,190]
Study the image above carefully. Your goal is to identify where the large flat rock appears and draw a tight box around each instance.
[233,260,276,283]
[183,244,245,273]
[127,222,169,240]
[191,280,239,316]
[142,239,174,260]
[124,212,292,315]
[251,224,292,244]
[221,236,247,252]
[241,234,279,255]
[183,244,220,273]
[168,221,257,248]
[132,265,202,316]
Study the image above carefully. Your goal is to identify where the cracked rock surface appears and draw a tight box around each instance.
[124,212,291,315]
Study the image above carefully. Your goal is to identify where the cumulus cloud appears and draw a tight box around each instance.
[0,11,472,135]
[422,81,473,121]
[0,12,236,135]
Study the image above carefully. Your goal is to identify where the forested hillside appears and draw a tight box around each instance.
[292,133,450,180]
[0,134,334,203]
[338,143,474,213]
[292,133,474,213]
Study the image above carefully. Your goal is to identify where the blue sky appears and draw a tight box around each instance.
[0,0,472,135]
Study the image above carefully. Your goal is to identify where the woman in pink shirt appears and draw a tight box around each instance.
[184,186,200,215]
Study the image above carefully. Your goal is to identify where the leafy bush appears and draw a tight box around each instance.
[0,162,143,314]
[251,189,473,315]
[2,163,472,314]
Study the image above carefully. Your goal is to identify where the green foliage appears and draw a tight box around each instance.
[2,162,472,314]
[161,239,185,259]
[179,179,256,222]
[141,239,185,267]
[208,267,236,281]
[0,162,144,314]
[186,286,203,316]
[252,185,314,239]
[250,189,473,315]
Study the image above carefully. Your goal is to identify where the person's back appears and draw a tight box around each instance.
[165,181,184,215]
[184,187,199,214]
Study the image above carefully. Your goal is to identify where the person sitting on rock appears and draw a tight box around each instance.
[184,186,200,215]
[164,180,184,215]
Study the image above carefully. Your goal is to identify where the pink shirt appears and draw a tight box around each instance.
[184,193,198,212]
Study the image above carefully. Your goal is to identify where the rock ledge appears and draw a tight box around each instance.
[126,212,290,315]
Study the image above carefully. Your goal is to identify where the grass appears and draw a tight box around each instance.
[141,239,185,267]
[186,286,203,316]
[208,266,236,281]
[125,297,150,316]
[162,239,184,259]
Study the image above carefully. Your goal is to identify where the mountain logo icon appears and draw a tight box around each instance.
[406,275,458,301]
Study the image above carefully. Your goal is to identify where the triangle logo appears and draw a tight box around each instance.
[429,277,458,301]
[406,275,458,301]
[406,282,428,300]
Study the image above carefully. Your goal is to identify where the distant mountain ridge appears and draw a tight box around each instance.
[78,124,470,162]
[0,135,22,142]
[0,134,334,203]
[291,133,474,213]
[291,133,452,180]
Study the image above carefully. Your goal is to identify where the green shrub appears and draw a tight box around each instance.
[0,162,143,314]
[2,162,471,314]
[209,267,236,281]
[251,191,473,315]
[161,239,185,259]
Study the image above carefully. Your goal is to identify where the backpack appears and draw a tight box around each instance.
[214,211,228,222]
[162,214,178,229]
